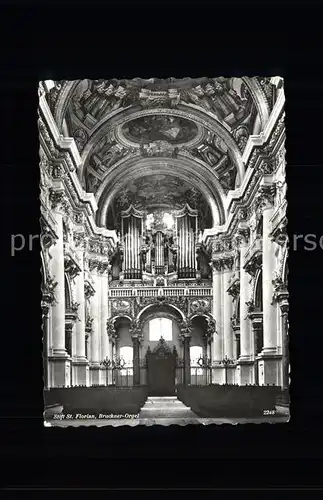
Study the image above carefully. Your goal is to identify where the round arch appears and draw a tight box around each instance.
[95,157,226,227]
[40,251,47,289]
[253,269,263,311]
[54,78,269,148]
[282,246,288,285]
[136,303,186,323]
[64,273,72,309]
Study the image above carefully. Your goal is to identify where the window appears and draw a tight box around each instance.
[149,317,172,341]
[163,212,174,229]
[119,346,133,376]
[190,345,203,375]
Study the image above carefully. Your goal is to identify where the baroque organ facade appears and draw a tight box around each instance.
[39,77,288,390]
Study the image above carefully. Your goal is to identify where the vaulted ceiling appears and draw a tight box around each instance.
[46,77,275,229]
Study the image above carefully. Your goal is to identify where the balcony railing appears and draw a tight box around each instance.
[109,285,212,299]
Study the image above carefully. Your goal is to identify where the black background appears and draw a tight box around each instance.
[0,2,323,494]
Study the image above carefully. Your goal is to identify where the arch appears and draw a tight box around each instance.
[112,314,132,325]
[282,245,288,285]
[236,296,240,319]
[190,313,213,323]
[40,251,47,289]
[137,302,186,323]
[64,273,72,309]
[242,77,270,129]
[80,105,245,181]
[256,215,263,237]
[148,317,173,341]
[95,157,226,227]
[254,269,263,311]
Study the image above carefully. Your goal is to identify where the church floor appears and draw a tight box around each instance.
[45,397,290,426]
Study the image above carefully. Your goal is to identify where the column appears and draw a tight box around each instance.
[259,186,279,385]
[89,264,100,385]
[49,193,70,387]
[73,243,88,386]
[41,303,50,389]
[183,335,191,385]
[262,202,277,353]
[223,264,234,359]
[132,335,141,386]
[211,261,222,361]
[280,299,289,390]
[237,232,253,385]
[239,243,251,359]
[250,316,263,385]
[100,265,109,385]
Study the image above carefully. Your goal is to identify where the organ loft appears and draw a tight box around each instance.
[40,77,288,399]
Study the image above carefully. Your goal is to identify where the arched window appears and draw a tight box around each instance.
[256,215,263,237]
[65,275,71,309]
[190,345,203,376]
[119,346,133,376]
[149,317,172,341]
[255,271,263,311]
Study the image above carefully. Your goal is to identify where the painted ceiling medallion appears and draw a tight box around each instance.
[121,115,199,145]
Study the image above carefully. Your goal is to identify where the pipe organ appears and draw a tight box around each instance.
[121,206,144,280]
[119,204,199,282]
[175,204,198,279]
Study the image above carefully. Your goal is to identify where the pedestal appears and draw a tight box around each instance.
[89,363,101,385]
[212,365,225,384]
[236,359,254,385]
[73,359,89,386]
[49,356,71,387]
[257,354,281,386]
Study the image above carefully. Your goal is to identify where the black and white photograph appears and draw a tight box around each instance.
[40,77,288,426]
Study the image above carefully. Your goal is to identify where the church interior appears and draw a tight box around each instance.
[40,77,289,423]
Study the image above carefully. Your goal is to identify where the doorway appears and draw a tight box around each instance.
[146,339,176,396]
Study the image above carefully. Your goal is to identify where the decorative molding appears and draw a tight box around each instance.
[244,252,262,277]
[64,255,81,280]
[41,274,58,305]
[84,280,95,299]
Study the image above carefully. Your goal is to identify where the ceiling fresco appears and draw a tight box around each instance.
[45,76,276,229]
[121,116,199,145]
[106,174,213,231]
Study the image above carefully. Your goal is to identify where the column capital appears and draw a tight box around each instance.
[49,188,69,215]
[233,226,250,247]
[41,274,58,306]
[255,184,276,211]
[97,260,112,275]
[65,301,80,323]
[88,258,100,273]
[244,252,262,277]
[106,318,117,341]
[271,276,289,306]
[84,280,95,299]
[210,258,223,272]
[73,231,87,250]
[64,255,82,280]
[227,279,240,300]
[130,318,144,343]
[205,315,216,340]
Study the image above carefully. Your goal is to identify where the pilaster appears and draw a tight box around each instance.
[48,190,70,387]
